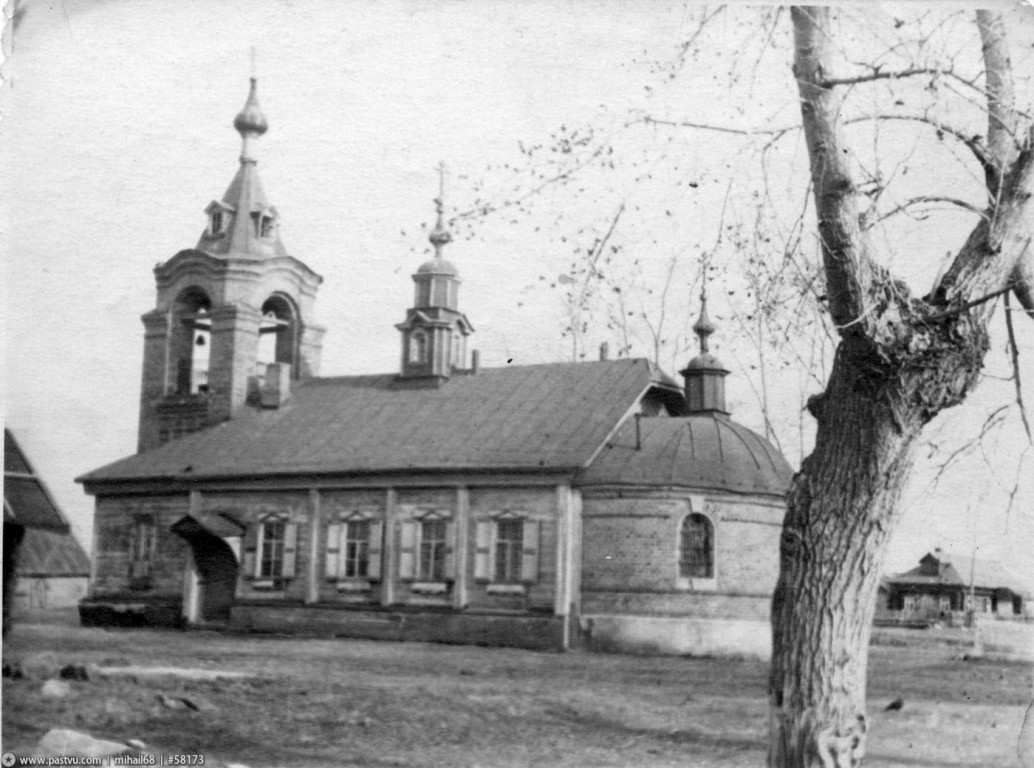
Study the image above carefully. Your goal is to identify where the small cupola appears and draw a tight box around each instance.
[396,166,474,382]
[680,287,729,415]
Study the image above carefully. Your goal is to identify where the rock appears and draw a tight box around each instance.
[125,739,147,751]
[178,694,218,712]
[157,693,189,710]
[60,664,90,681]
[37,728,132,758]
[41,679,73,698]
[21,652,61,680]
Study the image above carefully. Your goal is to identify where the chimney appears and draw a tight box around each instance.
[471,349,480,375]
[260,362,292,408]
[599,342,609,361]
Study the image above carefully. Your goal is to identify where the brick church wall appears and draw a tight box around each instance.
[90,494,191,597]
[580,491,782,617]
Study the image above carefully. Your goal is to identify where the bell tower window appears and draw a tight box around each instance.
[410,331,428,364]
[209,211,223,236]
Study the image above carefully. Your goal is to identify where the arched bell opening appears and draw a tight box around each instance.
[257,294,299,378]
[171,287,212,395]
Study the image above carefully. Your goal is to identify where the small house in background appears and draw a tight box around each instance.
[4,430,91,615]
[876,549,1031,627]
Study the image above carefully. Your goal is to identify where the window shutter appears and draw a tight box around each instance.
[243,522,259,579]
[521,520,540,583]
[127,525,138,579]
[282,522,298,578]
[398,521,417,580]
[325,522,341,579]
[443,520,457,580]
[367,521,384,581]
[474,521,493,581]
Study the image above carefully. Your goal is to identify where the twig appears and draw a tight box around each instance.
[1003,291,1032,442]
[924,285,1013,321]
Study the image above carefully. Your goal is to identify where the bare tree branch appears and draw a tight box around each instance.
[864,195,986,228]
[841,114,991,172]
[820,66,953,88]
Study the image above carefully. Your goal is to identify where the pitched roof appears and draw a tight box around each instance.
[888,552,1032,598]
[79,359,679,485]
[5,429,71,531]
[576,413,792,497]
[15,527,90,577]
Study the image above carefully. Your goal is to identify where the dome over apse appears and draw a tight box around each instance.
[576,413,792,497]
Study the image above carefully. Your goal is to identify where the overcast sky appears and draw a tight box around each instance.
[5,0,1033,586]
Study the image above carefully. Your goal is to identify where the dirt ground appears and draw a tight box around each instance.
[2,611,1031,767]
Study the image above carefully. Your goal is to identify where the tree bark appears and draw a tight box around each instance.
[768,7,1033,767]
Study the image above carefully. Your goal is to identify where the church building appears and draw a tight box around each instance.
[78,79,792,657]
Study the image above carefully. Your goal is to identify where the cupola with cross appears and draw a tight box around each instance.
[396,168,474,382]
[680,285,730,415]
[137,75,325,452]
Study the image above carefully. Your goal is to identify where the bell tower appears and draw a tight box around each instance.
[396,168,473,383]
[137,77,325,451]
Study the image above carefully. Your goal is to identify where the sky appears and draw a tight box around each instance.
[4,0,1033,586]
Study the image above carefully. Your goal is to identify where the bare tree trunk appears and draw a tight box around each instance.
[768,7,1033,767]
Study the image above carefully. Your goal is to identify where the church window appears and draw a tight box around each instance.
[344,519,371,578]
[128,516,156,587]
[243,515,297,586]
[419,518,448,582]
[260,214,274,238]
[209,211,223,236]
[398,510,454,585]
[325,512,384,585]
[410,331,428,364]
[494,519,523,583]
[474,514,540,587]
[259,519,286,578]
[679,513,714,580]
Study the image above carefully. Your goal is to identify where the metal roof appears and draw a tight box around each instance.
[15,527,90,577]
[79,358,680,485]
[5,429,71,531]
[576,413,792,497]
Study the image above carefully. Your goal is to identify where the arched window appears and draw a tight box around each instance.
[409,331,427,364]
[679,513,714,580]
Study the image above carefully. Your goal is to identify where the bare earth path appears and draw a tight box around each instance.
[2,613,1030,767]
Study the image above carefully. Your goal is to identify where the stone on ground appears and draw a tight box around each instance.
[37,728,134,758]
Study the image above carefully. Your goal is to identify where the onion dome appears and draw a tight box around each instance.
[234,78,268,137]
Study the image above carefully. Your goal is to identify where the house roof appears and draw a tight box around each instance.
[5,429,71,531]
[15,527,91,577]
[576,413,792,497]
[887,552,1032,598]
[79,358,681,486]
